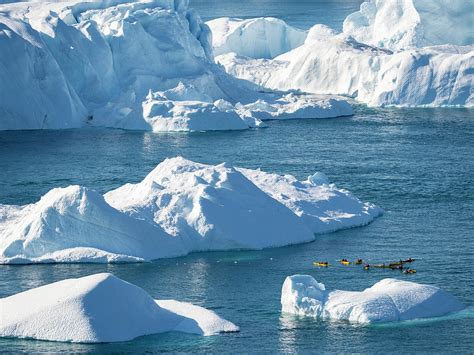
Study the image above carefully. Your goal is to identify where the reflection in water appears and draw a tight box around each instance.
[278,313,300,353]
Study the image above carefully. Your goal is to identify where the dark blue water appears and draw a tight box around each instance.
[1,105,473,352]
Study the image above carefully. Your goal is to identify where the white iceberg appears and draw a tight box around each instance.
[238,166,382,233]
[0,157,380,264]
[0,273,238,343]
[0,0,352,131]
[104,157,315,251]
[0,185,187,263]
[207,17,306,59]
[217,24,474,107]
[281,275,465,323]
[343,0,474,51]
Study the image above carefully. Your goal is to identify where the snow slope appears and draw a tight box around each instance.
[104,157,315,251]
[0,157,380,264]
[0,0,352,131]
[207,17,306,59]
[343,0,474,51]
[217,24,474,107]
[0,185,186,263]
[281,275,465,323]
[238,168,382,233]
[0,273,238,342]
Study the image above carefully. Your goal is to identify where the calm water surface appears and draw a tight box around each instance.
[0,106,473,353]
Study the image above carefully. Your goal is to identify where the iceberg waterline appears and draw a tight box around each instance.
[281,275,465,324]
[0,157,382,264]
[209,3,473,107]
[0,0,353,131]
[0,273,239,343]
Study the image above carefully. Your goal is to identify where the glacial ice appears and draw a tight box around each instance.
[281,275,465,323]
[0,273,239,342]
[217,24,474,107]
[0,0,352,131]
[343,0,474,51]
[0,157,381,264]
[207,17,306,59]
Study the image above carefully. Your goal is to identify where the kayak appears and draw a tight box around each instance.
[355,259,364,265]
[313,262,329,267]
[340,260,351,265]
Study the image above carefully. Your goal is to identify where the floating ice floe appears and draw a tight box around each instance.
[0,157,381,264]
[281,275,465,323]
[207,17,307,59]
[217,24,474,107]
[343,0,474,51]
[0,273,238,343]
[0,0,352,131]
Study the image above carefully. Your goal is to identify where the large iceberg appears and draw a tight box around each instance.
[0,0,352,131]
[343,0,474,51]
[207,17,306,59]
[281,275,465,323]
[0,273,238,342]
[217,24,474,107]
[0,157,381,264]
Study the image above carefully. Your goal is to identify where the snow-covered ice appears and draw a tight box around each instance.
[0,157,380,264]
[0,0,352,131]
[104,157,315,251]
[217,24,474,107]
[343,0,474,51]
[207,17,306,59]
[0,185,186,263]
[281,275,465,323]
[0,273,238,342]
[238,166,382,233]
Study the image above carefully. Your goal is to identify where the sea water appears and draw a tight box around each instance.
[0,1,473,352]
[1,105,472,352]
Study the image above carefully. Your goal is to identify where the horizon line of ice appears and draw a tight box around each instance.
[0,156,382,264]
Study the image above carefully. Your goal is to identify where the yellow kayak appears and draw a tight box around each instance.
[340,260,351,265]
[313,262,329,267]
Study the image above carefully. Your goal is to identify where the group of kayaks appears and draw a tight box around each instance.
[313,258,417,274]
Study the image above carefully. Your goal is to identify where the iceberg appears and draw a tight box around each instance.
[217,24,474,107]
[281,275,465,323]
[238,166,382,233]
[0,185,187,263]
[0,273,238,343]
[0,0,352,131]
[343,0,474,51]
[0,157,380,264]
[207,17,306,59]
[104,157,315,251]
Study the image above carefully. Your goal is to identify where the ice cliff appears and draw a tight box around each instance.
[0,0,352,131]
[210,2,473,107]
